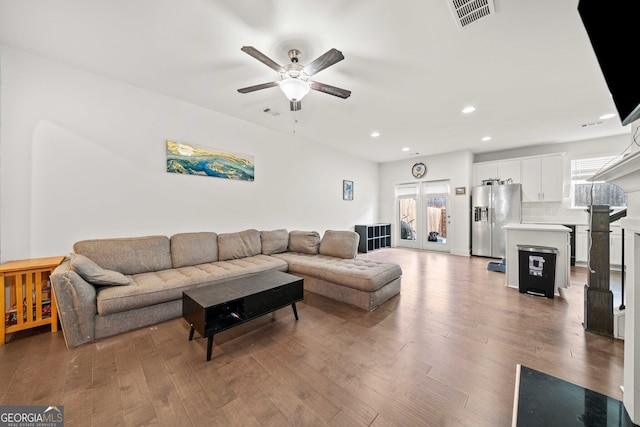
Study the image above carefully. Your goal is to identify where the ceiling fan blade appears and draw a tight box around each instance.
[241,46,285,73]
[290,100,302,111]
[303,48,345,76]
[310,81,351,99]
[237,81,279,94]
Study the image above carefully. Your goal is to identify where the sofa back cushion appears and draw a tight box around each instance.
[319,230,360,259]
[218,229,262,261]
[73,235,172,275]
[260,229,289,255]
[288,230,321,254]
[170,232,218,268]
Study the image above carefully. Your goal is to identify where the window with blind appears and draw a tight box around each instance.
[571,156,627,208]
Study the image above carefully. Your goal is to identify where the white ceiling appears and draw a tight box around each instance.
[0,0,629,163]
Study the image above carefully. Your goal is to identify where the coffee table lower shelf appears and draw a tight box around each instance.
[182,271,303,361]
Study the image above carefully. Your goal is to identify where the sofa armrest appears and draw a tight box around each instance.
[51,260,97,348]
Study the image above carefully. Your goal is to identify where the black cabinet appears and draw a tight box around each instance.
[355,224,391,253]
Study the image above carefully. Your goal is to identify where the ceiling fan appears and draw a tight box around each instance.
[237,46,351,111]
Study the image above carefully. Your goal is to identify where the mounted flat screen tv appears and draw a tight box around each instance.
[578,0,640,126]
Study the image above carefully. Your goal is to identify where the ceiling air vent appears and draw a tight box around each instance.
[448,0,495,29]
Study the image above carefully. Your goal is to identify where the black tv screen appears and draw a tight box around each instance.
[578,0,640,126]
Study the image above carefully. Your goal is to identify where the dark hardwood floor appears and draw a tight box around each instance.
[0,248,624,426]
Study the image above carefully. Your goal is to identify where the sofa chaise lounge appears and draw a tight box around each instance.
[50,229,402,348]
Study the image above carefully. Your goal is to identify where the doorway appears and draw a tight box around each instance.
[395,180,451,252]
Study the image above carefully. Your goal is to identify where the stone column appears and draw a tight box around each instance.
[584,204,614,336]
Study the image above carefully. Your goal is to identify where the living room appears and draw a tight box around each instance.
[2,1,640,425]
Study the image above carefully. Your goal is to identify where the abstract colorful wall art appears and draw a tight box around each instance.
[166,140,254,181]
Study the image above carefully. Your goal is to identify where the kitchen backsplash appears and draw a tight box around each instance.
[521,202,589,225]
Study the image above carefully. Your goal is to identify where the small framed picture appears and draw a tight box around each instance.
[343,180,354,200]
[455,187,466,195]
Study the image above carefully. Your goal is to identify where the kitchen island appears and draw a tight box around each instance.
[503,223,571,296]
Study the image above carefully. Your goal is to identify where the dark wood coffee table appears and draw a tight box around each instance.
[182,270,303,361]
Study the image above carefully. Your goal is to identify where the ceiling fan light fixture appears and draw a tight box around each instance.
[279,78,310,102]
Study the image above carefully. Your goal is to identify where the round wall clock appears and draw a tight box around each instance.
[412,162,427,178]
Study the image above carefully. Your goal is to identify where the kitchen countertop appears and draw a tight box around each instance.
[504,223,571,232]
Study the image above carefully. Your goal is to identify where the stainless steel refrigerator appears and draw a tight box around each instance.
[472,183,522,258]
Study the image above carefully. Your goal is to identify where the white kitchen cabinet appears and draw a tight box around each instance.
[610,226,623,266]
[521,155,563,202]
[576,225,588,263]
[497,159,521,184]
[473,159,521,186]
[575,224,624,267]
[473,162,498,186]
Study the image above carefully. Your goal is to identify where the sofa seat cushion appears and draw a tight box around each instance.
[96,255,287,315]
[272,252,402,292]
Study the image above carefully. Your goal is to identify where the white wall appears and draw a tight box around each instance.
[0,47,379,261]
[379,151,473,256]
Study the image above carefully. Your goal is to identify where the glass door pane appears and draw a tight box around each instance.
[396,184,419,248]
[399,197,417,242]
[426,197,447,241]
[423,181,450,252]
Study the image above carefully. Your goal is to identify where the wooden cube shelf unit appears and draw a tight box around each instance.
[355,224,391,253]
[1,256,65,345]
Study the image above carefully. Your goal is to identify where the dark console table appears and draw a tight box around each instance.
[182,270,303,361]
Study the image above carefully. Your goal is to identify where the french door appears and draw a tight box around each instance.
[396,180,451,252]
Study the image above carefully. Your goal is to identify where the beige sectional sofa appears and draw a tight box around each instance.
[50,229,402,348]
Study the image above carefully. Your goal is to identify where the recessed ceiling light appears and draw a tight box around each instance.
[371,131,381,138]
[599,113,616,120]
[402,147,410,152]
[462,106,476,114]
[481,136,492,142]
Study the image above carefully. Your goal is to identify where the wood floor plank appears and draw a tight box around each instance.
[267,340,379,426]
[0,248,626,426]
[253,347,341,423]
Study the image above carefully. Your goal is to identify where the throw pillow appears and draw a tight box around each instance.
[260,229,289,255]
[288,231,321,254]
[70,253,132,286]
